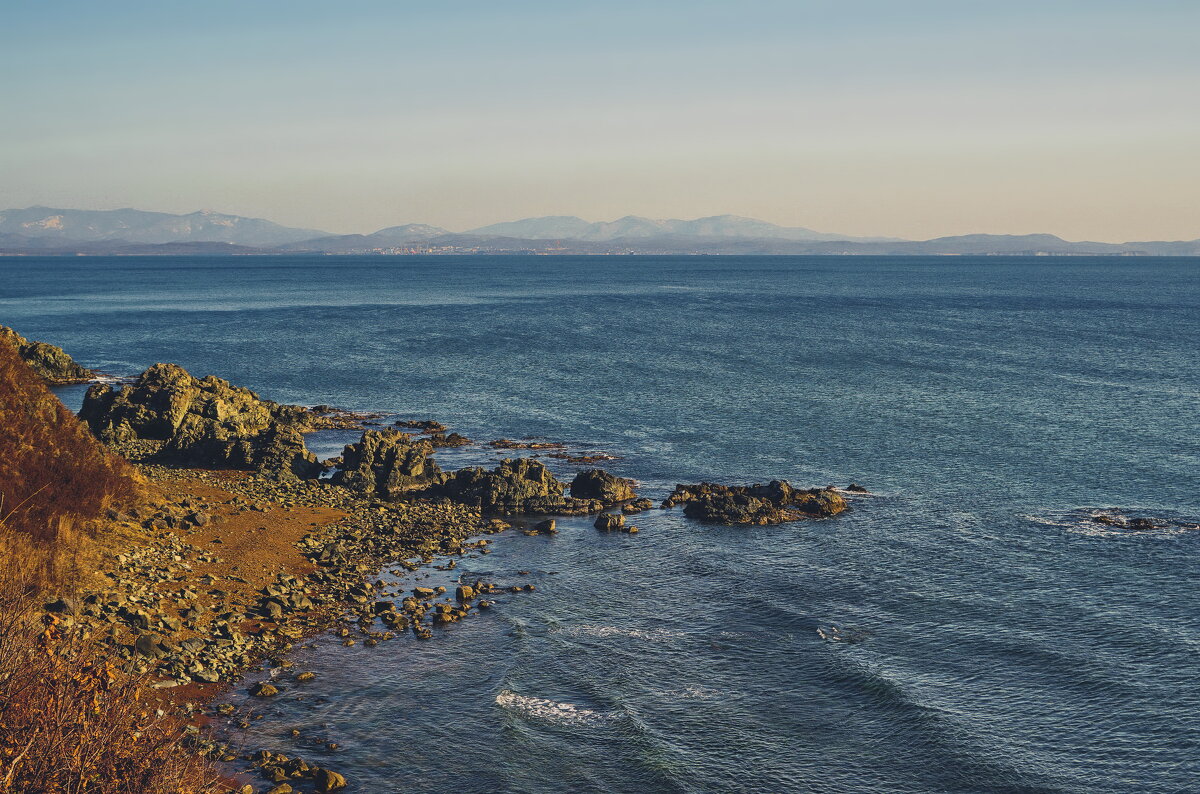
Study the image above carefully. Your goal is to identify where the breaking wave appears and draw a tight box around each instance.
[494,690,611,724]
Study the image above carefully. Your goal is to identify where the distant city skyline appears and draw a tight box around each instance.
[3,1,1198,243]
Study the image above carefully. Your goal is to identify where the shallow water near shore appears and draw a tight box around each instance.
[5,254,1200,793]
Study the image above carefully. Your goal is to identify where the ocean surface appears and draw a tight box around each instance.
[3,255,1199,793]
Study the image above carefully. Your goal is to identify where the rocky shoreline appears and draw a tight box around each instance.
[14,333,860,793]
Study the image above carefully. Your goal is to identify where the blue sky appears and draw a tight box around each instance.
[2,1,1198,240]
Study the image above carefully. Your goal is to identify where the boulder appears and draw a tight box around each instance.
[532,519,557,534]
[663,481,848,525]
[249,682,280,697]
[621,497,655,514]
[0,325,93,384]
[43,597,77,614]
[80,363,320,480]
[569,469,638,504]
[594,513,625,531]
[424,458,602,515]
[313,769,347,792]
[331,429,443,498]
[428,431,472,447]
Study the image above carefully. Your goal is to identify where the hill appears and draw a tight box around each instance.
[0,333,141,587]
[0,206,327,246]
[466,214,895,242]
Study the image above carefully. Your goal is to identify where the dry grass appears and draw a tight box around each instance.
[0,581,219,794]
[0,341,220,792]
[0,340,142,592]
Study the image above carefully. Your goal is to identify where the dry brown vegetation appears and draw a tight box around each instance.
[0,584,217,793]
[0,341,219,792]
[0,339,141,591]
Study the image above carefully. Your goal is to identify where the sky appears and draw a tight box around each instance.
[2,0,1198,242]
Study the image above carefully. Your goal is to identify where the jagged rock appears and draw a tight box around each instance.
[394,419,446,433]
[621,497,655,514]
[594,513,625,531]
[0,325,93,383]
[428,431,472,447]
[331,429,443,498]
[313,768,347,791]
[663,481,848,525]
[79,363,320,480]
[846,483,869,493]
[425,458,602,515]
[249,682,280,697]
[569,469,637,504]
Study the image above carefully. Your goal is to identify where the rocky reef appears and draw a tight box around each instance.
[80,363,321,480]
[424,458,603,516]
[0,324,94,384]
[662,481,848,524]
[331,428,444,498]
[569,468,638,503]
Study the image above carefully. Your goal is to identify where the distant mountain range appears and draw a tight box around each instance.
[1,206,1198,257]
[466,214,899,242]
[0,207,324,247]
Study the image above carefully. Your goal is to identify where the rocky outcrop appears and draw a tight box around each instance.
[0,325,93,383]
[663,481,847,525]
[425,458,602,515]
[428,431,471,448]
[331,429,443,498]
[80,363,320,479]
[594,512,625,531]
[569,468,637,504]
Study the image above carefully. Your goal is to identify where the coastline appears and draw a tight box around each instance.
[65,445,514,790]
[53,382,850,791]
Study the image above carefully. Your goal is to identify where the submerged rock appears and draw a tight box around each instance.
[424,458,602,515]
[569,468,638,504]
[80,363,321,480]
[0,325,93,383]
[331,429,443,498]
[663,480,847,525]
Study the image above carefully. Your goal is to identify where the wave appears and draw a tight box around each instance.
[494,689,612,724]
[555,624,689,643]
[1022,507,1200,539]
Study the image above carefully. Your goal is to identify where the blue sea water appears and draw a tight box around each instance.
[2,255,1198,793]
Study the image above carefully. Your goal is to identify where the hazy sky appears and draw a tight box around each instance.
[3,1,1198,241]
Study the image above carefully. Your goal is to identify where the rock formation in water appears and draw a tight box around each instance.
[425,458,602,515]
[662,480,847,524]
[80,363,321,480]
[0,325,94,384]
[331,429,444,498]
[569,468,638,505]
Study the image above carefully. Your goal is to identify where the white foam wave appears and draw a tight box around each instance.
[678,685,726,700]
[495,690,610,724]
[556,624,688,642]
[1023,510,1198,539]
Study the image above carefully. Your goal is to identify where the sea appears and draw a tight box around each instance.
[2,255,1198,793]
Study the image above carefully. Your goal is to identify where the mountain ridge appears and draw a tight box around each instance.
[0,206,327,246]
[1,206,1197,256]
